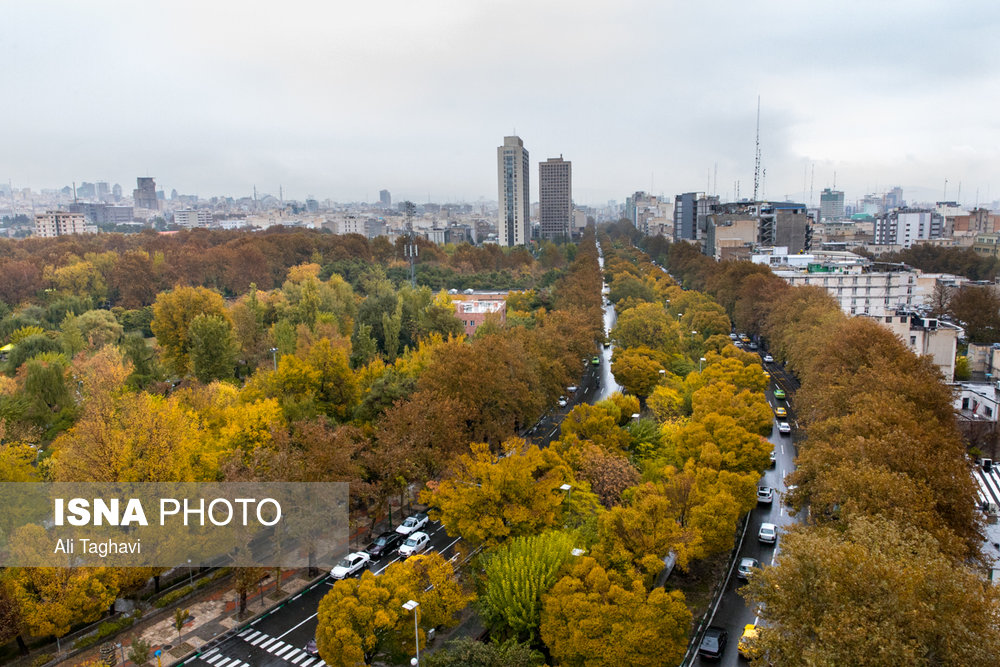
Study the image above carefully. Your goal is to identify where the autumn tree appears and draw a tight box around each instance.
[151,285,229,375]
[540,557,690,667]
[947,284,1000,343]
[421,439,571,548]
[424,638,543,667]
[2,566,119,641]
[741,517,1000,666]
[578,445,640,507]
[611,345,665,397]
[315,553,470,667]
[610,301,679,352]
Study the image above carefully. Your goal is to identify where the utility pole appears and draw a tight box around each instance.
[753,96,761,201]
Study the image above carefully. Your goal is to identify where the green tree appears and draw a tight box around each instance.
[424,638,543,667]
[480,531,576,641]
[188,313,239,383]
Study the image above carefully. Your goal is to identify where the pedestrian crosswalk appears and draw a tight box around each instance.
[196,630,325,667]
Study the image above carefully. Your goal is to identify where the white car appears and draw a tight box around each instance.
[757,486,773,504]
[758,522,777,544]
[763,354,774,363]
[330,551,371,579]
[395,512,429,536]
[567,385,578,393]
[558,398,567,408]
[777,421,792,435]
[398,531,430,558]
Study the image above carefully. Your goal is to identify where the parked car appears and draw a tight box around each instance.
[778,421,792,435]
[331,551,371,579]
[398,531,430,558]
[737,557,759,580]
[591,356,600,365]
[763,354,773,363]
[757,486,774,504]
[758,522,778,544]
[305,639,319,657]
[567,385,578,393]
[366,531,404,558]
[775,406,787,418]
[738,624,761,659]
[773,387,786,400]
[729,333,738,340]
[698,626,728,660]
[769,448,776,468]
[395,512,429,536]
[558,397,567,408]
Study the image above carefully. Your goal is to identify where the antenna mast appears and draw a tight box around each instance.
[753,96,761,201]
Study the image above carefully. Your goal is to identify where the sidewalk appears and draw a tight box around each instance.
[61,568,313,667]
[53,507,400,667]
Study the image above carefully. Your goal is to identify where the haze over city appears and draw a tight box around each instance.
[3,0,1000,206]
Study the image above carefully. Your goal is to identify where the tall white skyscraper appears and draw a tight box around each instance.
[539,156,572,240]
[497,136,530,246]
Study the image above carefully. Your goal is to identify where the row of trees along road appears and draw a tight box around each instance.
[386,234,778,666]
[651,235,1000,665]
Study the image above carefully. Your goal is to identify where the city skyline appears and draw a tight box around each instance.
[2,1,999,207]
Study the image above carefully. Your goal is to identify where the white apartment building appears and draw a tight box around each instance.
[34,211,92,237]
[871,310,959,381]
[174,209,213,227]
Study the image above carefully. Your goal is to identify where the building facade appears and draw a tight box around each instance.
[538,157,572,240]
[673,192,720,243]
[872,310,959,381]
[819,188,845,221]
[873,209,944,248]
[34,211,91,237]
[379,190,391,207]
[133,177,159,211]
[174,209,213,227]
[497,136,530,247]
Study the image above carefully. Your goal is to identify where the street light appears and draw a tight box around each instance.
[270,347,278,370]
[187,559,194,588]
[560,483,573,505]
[699,356,707,372]
[402,600,420,665]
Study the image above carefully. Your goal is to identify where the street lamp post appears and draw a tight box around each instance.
[402,600,420,665]
[560,483,573,505]
[187,559,194,588]
[699,356,707,372]
[270,347,278,370]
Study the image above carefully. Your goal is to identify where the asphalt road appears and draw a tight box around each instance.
[693,356,802,667]
[177,521,462,667]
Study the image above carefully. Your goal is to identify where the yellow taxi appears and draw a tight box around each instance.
[775,406,787,418]
[738,623,761,659]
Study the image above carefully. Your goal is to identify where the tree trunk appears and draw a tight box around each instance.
[153,575,160,593]
[16,635,28,656]
[239,590,247,616]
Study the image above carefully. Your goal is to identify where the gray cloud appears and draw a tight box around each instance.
[2,0,999,206]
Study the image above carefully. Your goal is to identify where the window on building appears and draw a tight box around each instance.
[910,336,916,345]
[987,406,994,418]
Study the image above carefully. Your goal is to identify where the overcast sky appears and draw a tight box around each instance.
[3,1,999,207]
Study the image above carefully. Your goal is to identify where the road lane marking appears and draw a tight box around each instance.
[277,611,319,640]
[244,631,261,642]
[274,645,294,658]
[258,638,277,649]
[267,641,286,654]
[291,651,308,664]
[250,633,270,646]
[205,655,224,665]
[202,649,219,659]
[215,659,232,667]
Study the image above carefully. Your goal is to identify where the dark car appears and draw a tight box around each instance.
[698,626,728,660]
[365,531,404,558]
